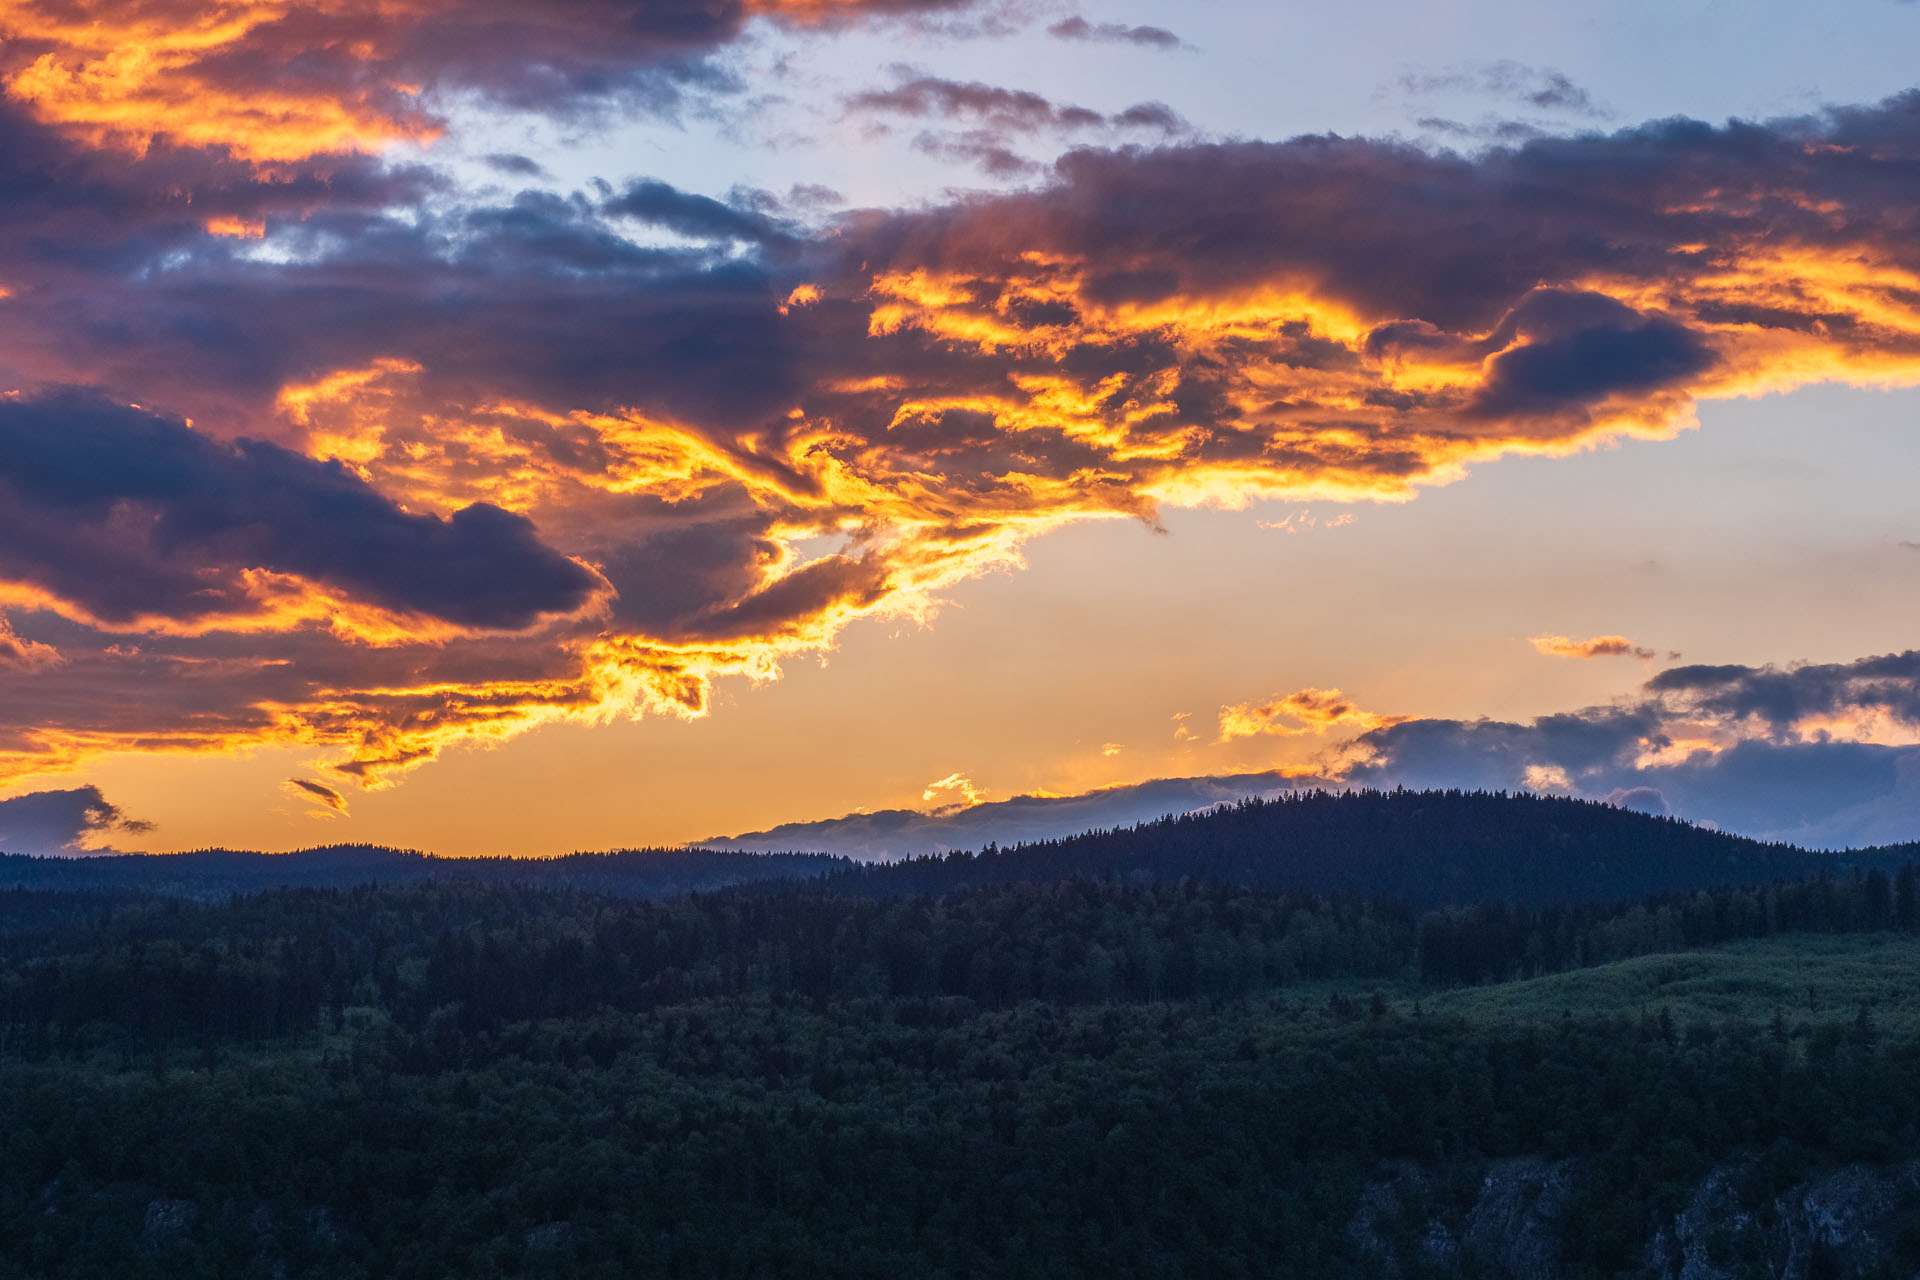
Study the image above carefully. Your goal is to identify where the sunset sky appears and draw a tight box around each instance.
[1,0,1918,857]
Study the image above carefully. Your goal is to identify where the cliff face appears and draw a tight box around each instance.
[1645,1158,1920,1280]
[1348,1155,1920,1279]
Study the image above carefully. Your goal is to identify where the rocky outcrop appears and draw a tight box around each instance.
[1461,1157,1582,1279]
[1350,1155,1920,1278]
[1347,1160,1455,1276]
[1349,1156,1578,1279]
[1646,1157,1920,1280]
[138,1197,198,1253]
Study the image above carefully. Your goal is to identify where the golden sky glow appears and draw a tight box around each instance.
[1,0,440,161]
[2,0,1919,854]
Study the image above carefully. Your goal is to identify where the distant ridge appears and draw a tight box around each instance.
[3,790,1914,910]
[0,845,847,902]
[703,769,1300,857]
[806,788,1920,909]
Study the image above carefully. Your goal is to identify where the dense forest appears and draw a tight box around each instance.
[0,845,845,902]
[815,789,1920,905]
[1,791,1919,1277]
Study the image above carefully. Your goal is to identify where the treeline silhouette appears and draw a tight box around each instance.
[0,856,1914,1055]
[5,790,1913,912]
[814,789,1915,906]
[0,845,845,901]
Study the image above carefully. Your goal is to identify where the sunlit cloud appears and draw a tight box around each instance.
[1314,649,1920,844]
[0,785,151,856]
[4,36,1920,805]
[0,0,984,164]
[0,611,58,668]
[1218,687,1403,741]
[1395,61,1610,120]
[1529,634,1660,661]
[922,771,988,809]
[1521,763,1573,791]
[285,775,349,817]
[1259,511,1354,534]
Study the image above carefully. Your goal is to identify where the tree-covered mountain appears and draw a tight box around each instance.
[700,769,1299,857]
[816,788,1918,908]
[0,845,845,902]
[0,852,1916,1276]
[6,790,1914,913]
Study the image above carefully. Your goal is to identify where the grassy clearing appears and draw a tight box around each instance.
[1430,932,1920,1033]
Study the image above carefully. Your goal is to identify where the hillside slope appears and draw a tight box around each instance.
[4,789,1915,910]
[0,844,845,901]
[820,788,1920,908]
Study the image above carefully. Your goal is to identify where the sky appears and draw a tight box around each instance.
[0,0,1918,857]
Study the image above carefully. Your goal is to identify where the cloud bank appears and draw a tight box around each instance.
[0,0,980,163]
[714,650,1920,857]
[2,0,1920,805]
[1334,649,1920,848]
[0,786,152,856]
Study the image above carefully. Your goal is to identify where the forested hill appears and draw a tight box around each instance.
[815,789,1920,908]
[3,790,1914,909]
[2,800,1920,1275]
[0,845,847,902]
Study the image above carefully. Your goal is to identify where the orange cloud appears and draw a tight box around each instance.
[922,771,987,809]
[1530,634,1659,661]
[8,96,1920,801]
[0,0,442,162]
[0,612,58,668]
[1218,687,1402,742]
[0,0,977,164]
[205,215,266,239]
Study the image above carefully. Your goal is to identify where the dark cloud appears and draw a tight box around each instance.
[1046,17,1183,50]
[0,0,984,165]
[0,98,436,281]
[843,74,1184,175]
[783,182,846,211]
[7,83,1920,788]
[1643,652,1920,735]
[848,75,1088,131]
[1412,117,1547,144]
[1397,62,1607,118]
[0,389,601,631]
[1333,650,1920,847]
[1111,102,1187,134]
[912,131,1043,177]
[603,179,798,246]
[1472,311,1716,416]
[482,152,549,178]
[287,777,349,815]
[0,786,151,857]
[679,552,892,642]
[594,519,782,633]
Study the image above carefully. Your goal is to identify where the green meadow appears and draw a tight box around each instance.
[1431,931,1920,1034]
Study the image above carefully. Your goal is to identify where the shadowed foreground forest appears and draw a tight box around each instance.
[2,791,1920,1277]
